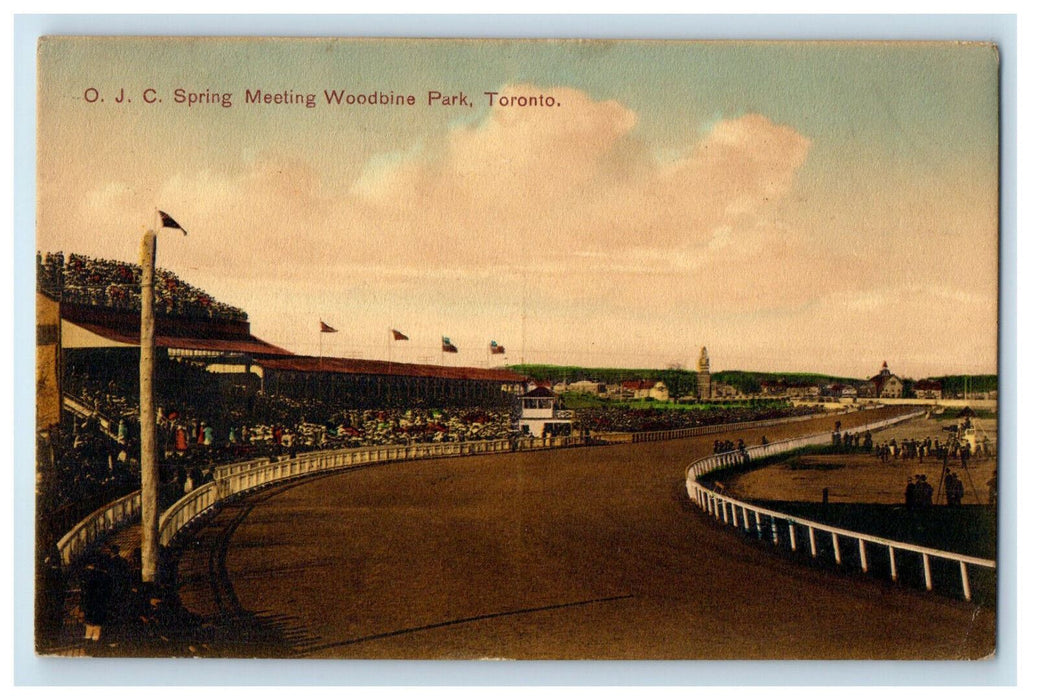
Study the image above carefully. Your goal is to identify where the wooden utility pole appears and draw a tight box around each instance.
[139,230,159,582]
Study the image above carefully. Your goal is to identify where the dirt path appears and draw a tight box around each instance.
[173,408,995,659]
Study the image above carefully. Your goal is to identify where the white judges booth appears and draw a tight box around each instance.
[518,387,573,437]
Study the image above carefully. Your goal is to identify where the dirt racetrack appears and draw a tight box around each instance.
[173,408,996,659]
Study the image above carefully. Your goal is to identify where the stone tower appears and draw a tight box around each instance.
[696,346,711,400]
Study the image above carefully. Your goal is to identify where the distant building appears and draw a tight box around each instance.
[621,379,659,400]
[518,387,573,437]
[648,381,670,402]
[566,380,606,395]
[868,361,903,399]
[787,383,821,399]
[914,380,943,400]
[826,383,859,400]
[711,382,741,399]
[525,379,553,393]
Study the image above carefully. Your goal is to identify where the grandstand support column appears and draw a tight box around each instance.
[139,230,159,583]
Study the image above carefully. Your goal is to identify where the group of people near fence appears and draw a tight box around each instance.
[68,543,197,651]
[904,470,967,508]
[712,438,746,455]
[830,429,874,453]
[875,434,993,465]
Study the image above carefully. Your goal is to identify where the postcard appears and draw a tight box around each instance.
[34,36,1000,662]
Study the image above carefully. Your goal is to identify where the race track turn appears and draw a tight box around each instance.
[174,410,996,659]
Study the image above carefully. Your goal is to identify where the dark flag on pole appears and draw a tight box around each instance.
[490,340,506,354]
[158,210,188,235]
[442,336,458,353]
[392,329,409,341]
[320,321,338,333]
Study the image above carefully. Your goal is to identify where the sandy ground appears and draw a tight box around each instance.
[726,416,998,505]
[169,407,995,660]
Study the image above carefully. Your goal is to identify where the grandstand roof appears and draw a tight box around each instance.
[65,320,294,356]
[255,356,527,383]
[60,302,293,356]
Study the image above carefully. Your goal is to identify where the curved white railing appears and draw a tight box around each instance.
[56,490,141,566]
[684,410,923,480]
[684,410,996,601]
[158,434,583,546]
[59,433,587,564]
[56,406,910,567]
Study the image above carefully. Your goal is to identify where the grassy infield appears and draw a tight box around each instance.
[705,447,998,605]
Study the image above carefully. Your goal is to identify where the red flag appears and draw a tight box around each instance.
[442,336,458,353]
[320,321,338,333]
[490,341,505,354]
[392,329,409,341]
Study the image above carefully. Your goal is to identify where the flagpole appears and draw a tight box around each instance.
[319,325,323,371]
[521,271,527,366]
[387,328,391,363]
[139,229,159,583]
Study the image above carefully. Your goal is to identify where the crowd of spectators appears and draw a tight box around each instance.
[572,403,823,434]
[37,251,247,322]
[48,356,520,526]
[157,404,516,469]
[42,415,144,527]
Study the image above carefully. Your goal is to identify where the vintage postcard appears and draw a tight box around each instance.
[34,36,1000,663]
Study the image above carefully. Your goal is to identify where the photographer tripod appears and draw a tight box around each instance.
[934,422,984,505]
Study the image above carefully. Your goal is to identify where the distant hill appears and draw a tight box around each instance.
[506,364,997,399]
[507,364,857,398]
[712,371,862,396]
[507,364,700,397]
[508,364,679,385]
[923,375,998,395]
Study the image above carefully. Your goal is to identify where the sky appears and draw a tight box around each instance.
[36,37,1000,379]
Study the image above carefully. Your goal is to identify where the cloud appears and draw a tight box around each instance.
[46,83,814,289]
[340,84,812,273]
[38,81,996,373]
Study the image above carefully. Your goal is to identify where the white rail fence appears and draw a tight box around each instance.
[56,433,583,564]
[684,410,996,601]
[56,490,141,566]
[159,434,584,545]
[60,408,845,565]
[56,405,907,568]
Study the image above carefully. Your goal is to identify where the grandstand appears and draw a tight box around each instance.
[35,253,529,531]
[34,251,822,545]
[38,252,524,409]
[254,356,524,409]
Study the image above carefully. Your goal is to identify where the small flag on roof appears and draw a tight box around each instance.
[320,321,338,333]
[158,210,188,235]
[489,340,505,354]
[392,329,409,341]
[442,336,458,353]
